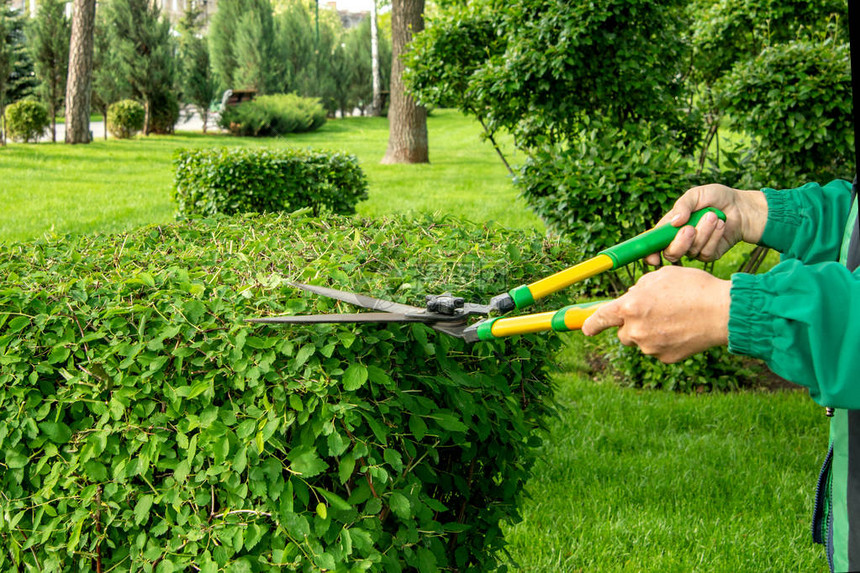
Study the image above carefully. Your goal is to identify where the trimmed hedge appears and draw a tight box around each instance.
[172,147,368,218]
[0,213,572,572]
[218,94,327,137]
[107,100,145,139]
[4,100,50,143]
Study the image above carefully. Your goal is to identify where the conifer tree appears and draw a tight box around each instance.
[106,0,176,134]
[177,1,218,132]
[30,0,71,142]
[91,9,129,139]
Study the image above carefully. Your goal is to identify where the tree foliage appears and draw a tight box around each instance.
[407,0,852,385]
[176,3,219,133]
[28,0,70,142]
[105,0,177,135]
[91,9,130,140]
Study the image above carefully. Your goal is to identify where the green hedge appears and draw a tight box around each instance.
[218,94,327,137]
[107,100,145,139]
[172,147,368,218]
[0,213,572,572]
[5,99,50,143]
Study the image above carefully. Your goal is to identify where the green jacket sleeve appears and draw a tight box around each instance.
[759,180,852,262]
[728,180,858,408]
[730,260,860,408]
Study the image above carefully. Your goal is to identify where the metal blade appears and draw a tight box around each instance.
[291,282,425,315]
[248,313,426,324]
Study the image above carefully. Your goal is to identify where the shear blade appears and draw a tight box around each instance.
[290,282,426,315]
[249,312,425,324]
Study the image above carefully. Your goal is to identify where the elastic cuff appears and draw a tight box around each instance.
[728,273,775,362]
[761,188,802,251]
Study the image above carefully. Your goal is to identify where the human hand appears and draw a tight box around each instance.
[644,184,768,266]
[581,266,731,363]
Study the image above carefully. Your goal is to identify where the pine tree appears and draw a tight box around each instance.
[4,1,37,105]
[211,0,278,93]
[177,1,218,133]
[30,0,71,142]
[92,9,129,139]
[106,0,176,134]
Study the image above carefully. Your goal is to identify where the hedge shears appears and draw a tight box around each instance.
[250,208,725,342]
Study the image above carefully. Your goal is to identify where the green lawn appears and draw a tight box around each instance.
[0,109,538,243]
[0,111,829,571]
[503,340,828,572]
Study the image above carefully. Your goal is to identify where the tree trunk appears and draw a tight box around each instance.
[370,0,382,116]
[65,0,96,144]
[381,0,428,165]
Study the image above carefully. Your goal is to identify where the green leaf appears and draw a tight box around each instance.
[5,449,28,469]
[409,415,427,441]
[342,363,368,391]
[388,492,411,520]
[294,344,315,368]
[327,431,347,457]
[7,316,30,333]
[318,488,352,512]
[417,547,437,573]
[434,412,468,433]
[134,494,154,526]
[338,452,356,485]
[287,445,327,477]
[384,449,403,473]
[39,421,72,444]
[174,459,191,483]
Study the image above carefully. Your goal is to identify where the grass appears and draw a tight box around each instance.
[502,339,828,572]
[0,110,830,571]
[0,109,539,243]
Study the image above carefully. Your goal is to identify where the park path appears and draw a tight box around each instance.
[37,108,217,143]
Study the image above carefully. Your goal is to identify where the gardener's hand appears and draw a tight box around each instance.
[644,184,768,266]
[581,266,730,363]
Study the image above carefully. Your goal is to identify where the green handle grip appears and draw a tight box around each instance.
[599,207,726,269]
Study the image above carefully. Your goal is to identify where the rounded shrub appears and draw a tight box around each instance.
[0,212,574,572]
[107,99,145,139]
[4,99,50,143]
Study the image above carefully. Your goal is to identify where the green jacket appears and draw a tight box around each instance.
[727,179,859,572]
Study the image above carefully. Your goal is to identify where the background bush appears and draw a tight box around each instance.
[107,99,145,139]
[218,94,327,137]
[0,212,571,572]
[147,90,181,135]
[4,99,50,143]
[516,125,701,294]
[172,147,368,218]
[716,38,853,188]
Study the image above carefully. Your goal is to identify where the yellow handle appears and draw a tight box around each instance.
[475,301,609,341]
[508,255,613,308]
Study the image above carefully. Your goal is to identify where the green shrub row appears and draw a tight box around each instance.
[107,100,145,139]
[218,94,327,138]
[172,147,369,219]
[4,99,50,143]
[0,212,572,572]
